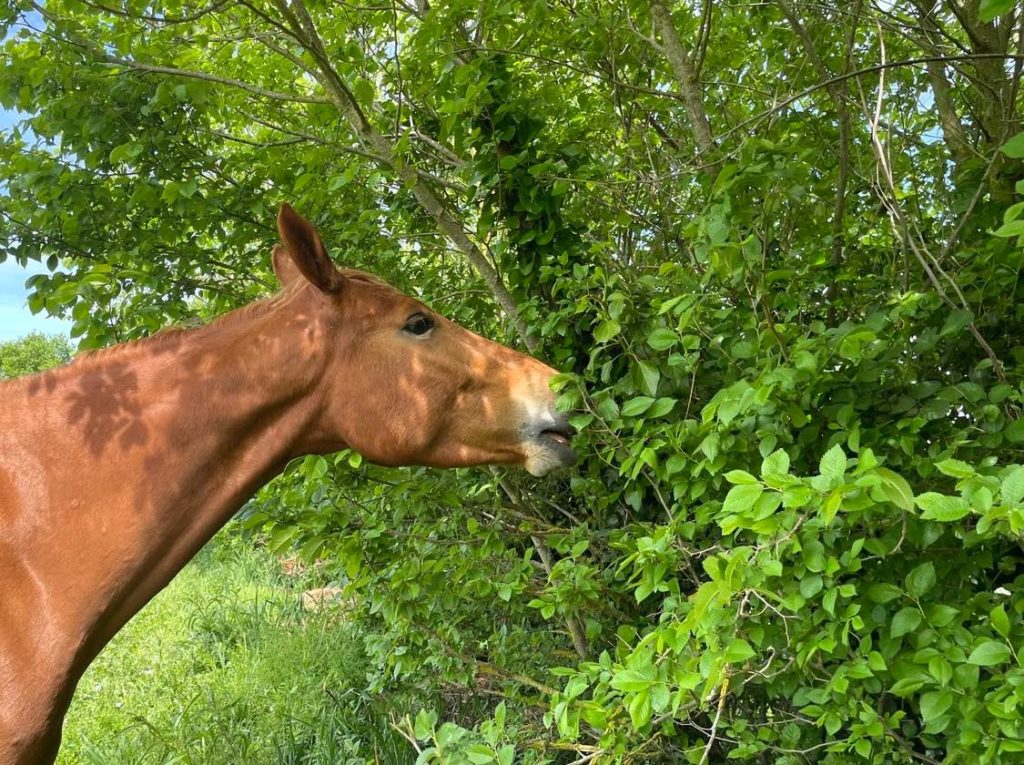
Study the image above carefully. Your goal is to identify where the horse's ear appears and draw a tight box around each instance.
[274,204,345,293]
[271,245,304,288]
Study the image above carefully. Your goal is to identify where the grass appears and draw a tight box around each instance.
[57,533,416,765]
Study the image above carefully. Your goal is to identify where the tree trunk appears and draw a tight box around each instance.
[648,1,717,176]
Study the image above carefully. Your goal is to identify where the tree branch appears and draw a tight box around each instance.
[648,1,717,175]
[276,0,536,349]
[97,54,331,104]
[715,52,1024,146]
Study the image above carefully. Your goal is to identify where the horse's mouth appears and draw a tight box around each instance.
[522,415,578,476]
[537,423,578,466]
[540,424,574,446]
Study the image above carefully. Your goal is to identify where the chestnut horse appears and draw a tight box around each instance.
[0,205,576,764]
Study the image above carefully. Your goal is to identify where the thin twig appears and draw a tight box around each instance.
[566,750,606,765]
[859,32,1007,381]
[714,52,1024,146]
[76,0,229,23]
[698,669,730,765]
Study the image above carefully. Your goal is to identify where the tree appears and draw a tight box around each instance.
[0,332,72,378]
[2,0,1023,762]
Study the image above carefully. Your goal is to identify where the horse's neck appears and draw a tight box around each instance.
[2,292,328,695]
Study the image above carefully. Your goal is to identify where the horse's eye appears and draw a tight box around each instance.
[403,313,434,336]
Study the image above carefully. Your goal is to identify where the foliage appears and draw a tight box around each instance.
[60,532,415,765]
[3,1,1024,763]
[0,331,71,377]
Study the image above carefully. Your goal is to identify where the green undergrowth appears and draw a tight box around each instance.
[58,532,416,765]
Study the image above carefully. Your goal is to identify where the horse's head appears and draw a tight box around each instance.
[272,204,577,477]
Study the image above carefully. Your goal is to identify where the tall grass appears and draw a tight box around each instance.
[58,534,416,765]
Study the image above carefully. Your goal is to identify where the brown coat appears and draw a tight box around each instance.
[0,206,575,764]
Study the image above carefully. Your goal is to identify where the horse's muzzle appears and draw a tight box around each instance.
[523,412,578,476]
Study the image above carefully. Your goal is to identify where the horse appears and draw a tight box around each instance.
[0,204,577,764]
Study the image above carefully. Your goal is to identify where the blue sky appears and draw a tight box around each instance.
[0,83,71,342]
[0,259,71,341]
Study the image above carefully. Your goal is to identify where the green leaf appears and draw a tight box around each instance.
[906,562,936,599]
[934,459,974,479]
[920,689,953,722]
[564,674,588,699]
[353,77,375,104]
[650,682,670,713]
[647,328,677,351]
[303,454,329,480]
[866,583,902,604]
[1007,418,1024,444]
[725,470,758,485]
[1002,465,1024,505]
[891,607,922,638]
[621,396,655,417]
[724,638,756,663]
[108,141,142,164]
[802,539,826,572]
[993,220,1024,238]
[991,605,1011,639]
[822,587,838,614]
[928,605,960,627]
[929,656,953,685]
[414,708,437,740]
[646,397,677,418]
[610,666,655,693]
[761,449,790,477]
[890,676,927,697]
[1004,201,1024,225]
[868,652,888,672]
[955,663,980,690]
[722,483,763,514]
[999,130,1024,158]
[637,360,660,397]
[939,309,973,337]
[593,319,621,343]
[628,689,653,729]
[466,745,496,764]
[981,0,1015,22]
[916,493,970,522]
[967,641,1010,666]
[800,574,823,598]
[819,443,846,483]
[878,468,914,511]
